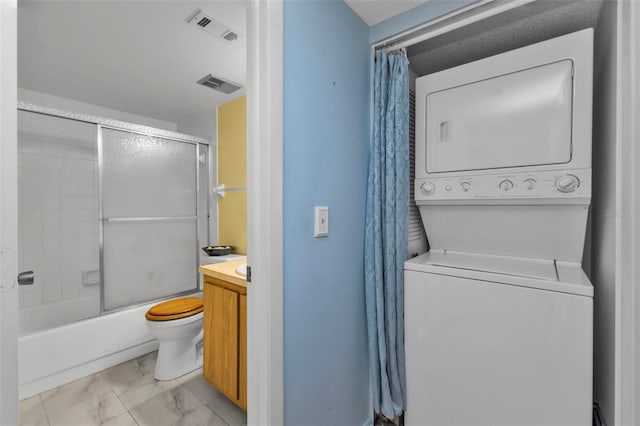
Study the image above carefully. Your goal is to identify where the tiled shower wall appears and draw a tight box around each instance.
[18,111,100,334]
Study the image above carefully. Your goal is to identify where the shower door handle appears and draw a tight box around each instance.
[17,271,34,286]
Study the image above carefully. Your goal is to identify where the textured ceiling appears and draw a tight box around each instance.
[18,0,246,130]
[345,0,428,26]
[407,0,603,77]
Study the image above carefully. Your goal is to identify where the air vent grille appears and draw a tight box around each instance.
[186,9,240,43]
[197,74,242,94]
[197,17,212,27]
[223,30,238,42]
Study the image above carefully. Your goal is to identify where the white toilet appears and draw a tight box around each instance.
[145,297,204,380]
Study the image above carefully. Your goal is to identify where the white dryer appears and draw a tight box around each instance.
[406,29,594,425]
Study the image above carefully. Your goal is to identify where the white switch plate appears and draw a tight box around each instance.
[314,206,329,237]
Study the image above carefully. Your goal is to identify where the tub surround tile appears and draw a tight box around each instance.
[20,395,49,426]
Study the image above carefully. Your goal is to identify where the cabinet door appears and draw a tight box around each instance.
[204,282,239,401]
[238,294,247,410]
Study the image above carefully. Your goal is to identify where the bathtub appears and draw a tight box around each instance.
[18,292,202,399]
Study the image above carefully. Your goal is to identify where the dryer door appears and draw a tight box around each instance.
[424,60,574,173]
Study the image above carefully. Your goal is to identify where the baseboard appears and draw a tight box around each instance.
[19,340,158,399]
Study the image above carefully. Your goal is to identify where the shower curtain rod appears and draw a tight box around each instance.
[372,0,532,52]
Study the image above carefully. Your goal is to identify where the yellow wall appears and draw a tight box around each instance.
[217,96,246,255]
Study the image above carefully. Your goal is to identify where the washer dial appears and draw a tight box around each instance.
[523,178,536,190]
[420,181,436,196]
[555,174,580,193]
[499,179,514,191]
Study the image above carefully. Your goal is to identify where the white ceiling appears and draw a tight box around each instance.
[345,0,429,26]
[18,0,246,129]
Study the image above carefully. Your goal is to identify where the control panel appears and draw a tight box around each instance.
[415,169,591,203]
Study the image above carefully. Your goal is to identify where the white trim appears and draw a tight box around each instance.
[17,102,211,144]
[616,0,638,424]
[246,1,284,425]
[0,1,18,423]
[373,0,536,50]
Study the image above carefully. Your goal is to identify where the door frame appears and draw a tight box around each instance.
[616,0,639,423]
[1,1,287,424]
[375,0,636,424]
[246,1,284,425]
[0,0,19,424]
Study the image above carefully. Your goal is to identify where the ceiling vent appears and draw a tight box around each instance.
[197,74,242,94]
[186,9,240,43]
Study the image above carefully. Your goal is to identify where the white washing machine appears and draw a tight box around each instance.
[406,29,594,425]
[405,252,593,425]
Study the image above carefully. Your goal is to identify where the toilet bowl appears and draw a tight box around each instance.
[145,297,204,380]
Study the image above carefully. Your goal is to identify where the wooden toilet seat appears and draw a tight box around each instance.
[145,297,204,321]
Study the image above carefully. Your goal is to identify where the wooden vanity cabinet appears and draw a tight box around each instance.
[203,276,247,411]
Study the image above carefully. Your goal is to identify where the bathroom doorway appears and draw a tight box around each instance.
[8,1,275,423]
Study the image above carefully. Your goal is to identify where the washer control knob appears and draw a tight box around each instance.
[499,179,514,191]
[555,174,580,193]
[460,182,471,192]
[524,178,536,190]
[420,181,436,196]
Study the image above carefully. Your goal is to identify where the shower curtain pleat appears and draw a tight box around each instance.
[364,49,409,420]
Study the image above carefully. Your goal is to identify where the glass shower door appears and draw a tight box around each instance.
[101,128,198,311]
[18,110,100,334]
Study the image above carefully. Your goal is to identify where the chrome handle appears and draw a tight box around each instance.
[18,271,34,286]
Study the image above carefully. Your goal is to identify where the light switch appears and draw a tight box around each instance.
[314,206,329,237]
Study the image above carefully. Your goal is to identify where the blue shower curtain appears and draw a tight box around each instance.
[364,49,409,420]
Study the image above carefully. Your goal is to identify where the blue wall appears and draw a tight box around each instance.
[283,0,371,424]
[281,1,486,424]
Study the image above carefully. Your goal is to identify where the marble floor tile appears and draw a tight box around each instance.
[100,351,157,395]
[19,395,49,426]
[205,392,247,426]
[22,351,249,426]
[110,372,181,412]
[40,372,130,426]
[44,390,127,426]
[175,367,204,386]
[101,351,182,412]
[41,372,111,404]
[179,371,218,404]
[100,412,138,426]
[179,370,246,426]
[129,385,221,426]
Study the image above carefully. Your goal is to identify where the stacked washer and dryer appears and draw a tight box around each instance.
[405,29,594,425]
